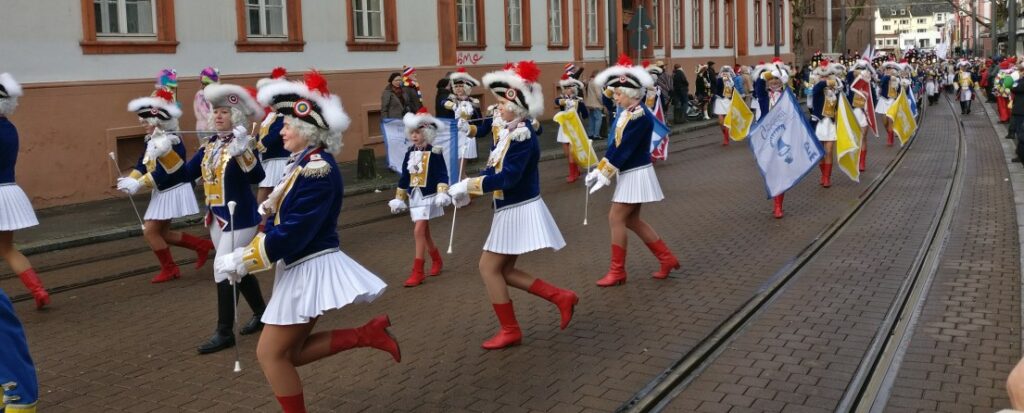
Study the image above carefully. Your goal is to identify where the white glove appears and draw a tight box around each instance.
[214,248,248,284]
[388,198,408,214]
[588,173,611,195]
[116,177,142,195]
[144,136,173,164]
[228,132,252,157]
[258,201,275,217]
[901,78,911,87]
[433,191,452,208]
[584,169,599,188]
[457,119,470,135]
[448,179,470,207]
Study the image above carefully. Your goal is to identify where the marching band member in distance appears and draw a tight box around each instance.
[388,108,451,287]
[0,73,49,310]
[255,68,291,231]
[713,65,737,146]
[587,54,680,286]
[118,86,211,284]
[443,68,482,179]
[847,58,877,172]
[875,61,901,146]
[810,60,843,188]
[754,58,794,218]
[217,72,399,413]
[186,82,268,354]
[955,59,976,115]
[447,61,580,350]
[555,72,589,182]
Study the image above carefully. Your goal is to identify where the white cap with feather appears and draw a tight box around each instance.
[594,54,655,90]
[257,71,351,135]
[204,83,264,120]
[0,73,23,99]
[481,60,545,118]
[402,107,446,144]
[128,88,182,121]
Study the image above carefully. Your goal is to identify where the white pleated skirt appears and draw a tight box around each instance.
[0,184,38,231]
[875,98,894,114]
[713,98,731,115]
[815,118,838,142]
[409,188,443,222]
[483,197,566,255]
[262,249,388,325]
[613,164,665,204]
[145,183,199,220]
[556,126,571,143]
[959,89,973,102]
[260,158,289,188]
[853,108,869,128]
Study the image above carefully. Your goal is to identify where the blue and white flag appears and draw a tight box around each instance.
[382,117,461,184]
[747,90,825,198]
[907,87,919,117]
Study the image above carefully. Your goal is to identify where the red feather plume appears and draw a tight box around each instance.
[457,67,467,73]
[515,60,540,83]
[304,70,329,95]
[417,107,429,115]
[642,59,651,68]
[503,62,515,71]
[771,57,782,64]
[560,73,570,80]
[271,67,287,79]
[617,53,633,67]
[154,88,174,102]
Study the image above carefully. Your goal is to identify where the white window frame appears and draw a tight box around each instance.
[353,0,385,40]
[95,0,157,37]
[247,0,289,38]
[587,0,600,45]
[508,0,523,45]
[549,0,564,45]
[671,0,681,45]
[457,0,478,45]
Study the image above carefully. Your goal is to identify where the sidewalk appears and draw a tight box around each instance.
[16,117,719,255]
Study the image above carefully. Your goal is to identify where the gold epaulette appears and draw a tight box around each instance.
[301,154,331,178]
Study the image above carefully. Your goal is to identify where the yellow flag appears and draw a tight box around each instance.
[724,90,754,141]
[553,109,598,168]
[835,94,862,183]
[885,89,918,146]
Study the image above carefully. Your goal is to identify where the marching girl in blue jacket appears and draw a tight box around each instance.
[119,88,214,284]
[587,55,681,286]
[810,61,844,188]
[847,59,878,172]
[875,61,902,147]
[555,73,589,183]
[185,82,268,354]
[255,67,291,231]
[0,73,48,310]
[754,59,795,218]
[388,108,452,287]
[443,68,483,179]
[216,72,399,413]
[713,65,738,146]
[448,61,580,350]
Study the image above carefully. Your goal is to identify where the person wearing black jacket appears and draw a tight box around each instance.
[1011,66,1024,162]
[672,64,689,123]
[435,71,454,118]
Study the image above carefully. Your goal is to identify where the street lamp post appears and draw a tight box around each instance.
[774,0,781,57]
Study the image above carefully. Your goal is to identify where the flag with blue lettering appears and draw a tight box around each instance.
[907,87,919,117]
[747,90,825,198]
[382,117,461,184]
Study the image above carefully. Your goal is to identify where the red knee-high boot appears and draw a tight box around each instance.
[596,245,628,286]
[819,163,827,186]
[482,302,522,349]
[859,143,867,172]
[773,194,785,219]
[527,279,579,329]
[822,163,833,188]
[151,248,181,284]
[887,129,894,147]
[721,126,730,146]
[328,314,401,361]
[275,394,307,413]
[404,258,426,287]
[566,160,579,183]
[428,248,443,276]
[175,233,215,269]
[17,269,49,309]
[646,239,680,279]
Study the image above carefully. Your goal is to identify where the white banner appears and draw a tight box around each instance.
[748,90,825,198]
[382,117,461,184]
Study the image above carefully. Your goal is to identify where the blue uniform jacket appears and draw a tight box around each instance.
[241,148,344,272]
[596,104,654,177]
[396,145,450,197]
[754,79,769,120]
[1,289,38,412]
[131,138,194,191]
[810,81,831,129]
[258,114,290,161]
[186,136,265,230]
[467,121,542,210]
[0,118,19,184]
[555,97,590,119]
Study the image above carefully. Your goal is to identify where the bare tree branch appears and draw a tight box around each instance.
[942,0,992,28]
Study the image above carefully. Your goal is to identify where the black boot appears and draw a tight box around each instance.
[240,315,264,335]
[236,274,266,335]
[198,281,238,354]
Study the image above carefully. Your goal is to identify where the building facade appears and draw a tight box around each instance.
[4,0,791,208]
[873,4,950,54]
[798,0,874,58]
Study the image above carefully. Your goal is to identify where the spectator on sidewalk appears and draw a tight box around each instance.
[435,71,455,118]
[655,60,673,108]
[381,72,415,119]
[672,64,689,123]
[1010,63,1024,160]
[583,72,607,139]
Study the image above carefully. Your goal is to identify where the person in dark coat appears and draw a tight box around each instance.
[1011,64,1024,162]
[435,71,454,118]
[672,64,689,123]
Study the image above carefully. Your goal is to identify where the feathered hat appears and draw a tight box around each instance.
[761,57,791,83]
[482,60,545,118]
[156,69,177,90]
[558,72,585,91]
[128,88,182,121]
[257,67,289,89]
[402,107,446,140]
[718,65,736,77]
[812,59,832,77]
[830,63,848,76]
[0,73,23,99]
[881,61,901,72]
[448,67,480,88]
[200,67,220,86]
[256,71,351,134]
[594,54,654,90]
[643,60,664,76]
[752,61,769,81]
[851,58,875,76]
[204,83,263,119]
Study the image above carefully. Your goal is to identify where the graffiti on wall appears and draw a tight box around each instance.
[456,52,484,65]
